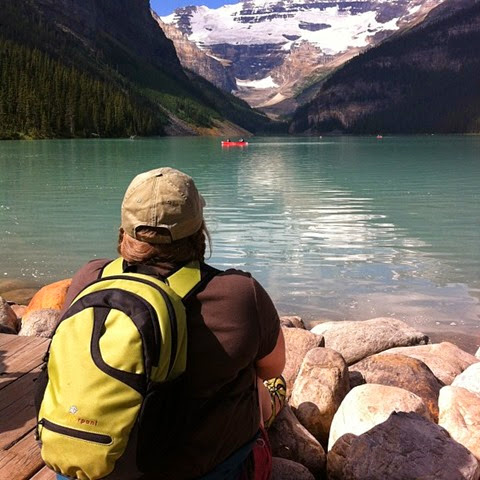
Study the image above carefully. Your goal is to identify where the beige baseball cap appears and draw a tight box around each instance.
[121,167,205,244]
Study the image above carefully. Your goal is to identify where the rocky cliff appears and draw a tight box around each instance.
[152,12,236,93]
[289,0,480,134]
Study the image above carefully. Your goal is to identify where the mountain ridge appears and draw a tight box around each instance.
[289,0,480,134]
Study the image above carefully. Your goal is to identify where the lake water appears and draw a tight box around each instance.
[0,136,479,351]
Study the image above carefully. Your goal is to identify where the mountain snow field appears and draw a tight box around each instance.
[162,1,418,55]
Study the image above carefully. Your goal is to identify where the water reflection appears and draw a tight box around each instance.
[0,137,479,350]
[203,137,479,349]
[209,140,433,273]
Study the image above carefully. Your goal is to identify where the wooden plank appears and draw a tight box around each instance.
[0,366,42,449]
[0,333,21,349]
[0,335,40,357]
[0,450,22,476]
[0,433,44,479]
[0,334,53,479]
[0,338,49,390]
[1,336,48,364]
[0,449,44,480]
[8,429,43,463]
[0,359,42,410]
[0,335,48,358]
[30,466,55,480]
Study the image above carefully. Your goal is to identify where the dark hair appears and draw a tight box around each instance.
[117,221,210,264]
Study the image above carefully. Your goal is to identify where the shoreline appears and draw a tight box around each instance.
[1,133,480,141]
[1,276,479,355]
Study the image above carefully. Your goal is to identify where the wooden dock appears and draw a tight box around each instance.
[0,333,54,479]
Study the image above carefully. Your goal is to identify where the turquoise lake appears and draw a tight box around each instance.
[0,136,479,351]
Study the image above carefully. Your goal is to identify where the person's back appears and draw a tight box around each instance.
[54,167,285,480]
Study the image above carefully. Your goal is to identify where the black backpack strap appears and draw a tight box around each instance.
[123,263,166,281]
[182,263,221,301]
[100,257,166,281]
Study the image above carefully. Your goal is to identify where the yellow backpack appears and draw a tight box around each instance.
[35,258,214,480]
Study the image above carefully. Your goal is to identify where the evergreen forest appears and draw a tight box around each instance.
[0,40,167,139]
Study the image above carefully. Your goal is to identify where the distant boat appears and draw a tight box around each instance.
[376,135,383,139]
[129,135,137,140]
[221,141,248,147]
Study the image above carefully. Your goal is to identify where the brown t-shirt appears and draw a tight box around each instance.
[62,259,280,479]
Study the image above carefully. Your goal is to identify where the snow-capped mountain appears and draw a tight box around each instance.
[166,1,408,53]
[161,0,444,113]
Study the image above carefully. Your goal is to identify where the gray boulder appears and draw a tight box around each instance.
[0,324,16,334]
[0,296,20,333]
[272,458,315,480]
[280,316,306,329]
[10,303,27,320]
[18,308,60,338]
[311,318,428,365]
[328,384,431,451]
[269,405,326,478]
[349,353,442,421]
[328,412,480,480]
[439,386,480,461]
[290,347,349,446]
[452,363,480,395]
[282,327,324,396]
[381,342,479,385]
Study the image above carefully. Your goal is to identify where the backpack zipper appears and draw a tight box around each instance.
[38,418,112,445]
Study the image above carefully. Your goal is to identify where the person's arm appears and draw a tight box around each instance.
[250,276,285,379]
[255,328,285,380]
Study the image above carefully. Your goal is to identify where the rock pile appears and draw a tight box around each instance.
[0,279,71,337]
[1,285,480,479]
[271,316,480,479]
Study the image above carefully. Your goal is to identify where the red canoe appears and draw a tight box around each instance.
[221,141,248,147]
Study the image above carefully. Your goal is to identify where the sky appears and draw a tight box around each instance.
[151,1,229,16]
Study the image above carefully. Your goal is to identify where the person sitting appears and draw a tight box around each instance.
[56,167,285,480]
